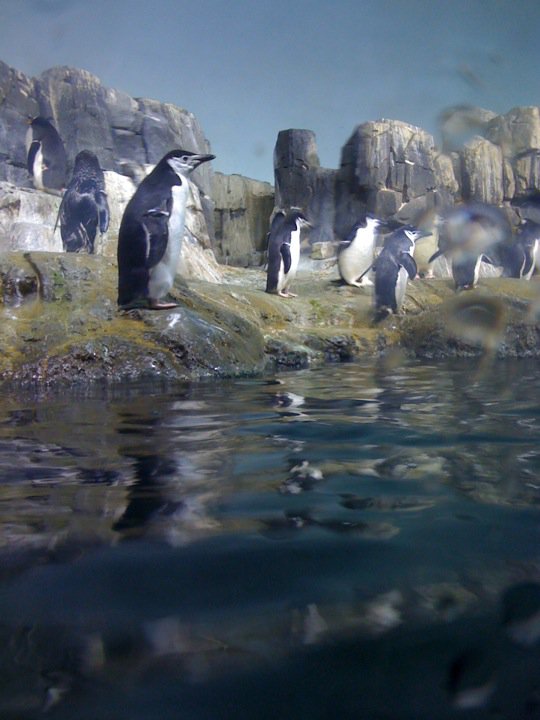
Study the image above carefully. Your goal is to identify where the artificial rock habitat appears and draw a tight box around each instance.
[0,61,539,387]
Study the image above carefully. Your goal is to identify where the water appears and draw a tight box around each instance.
[0,358,539,719]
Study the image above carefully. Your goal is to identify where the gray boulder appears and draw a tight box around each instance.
[273,129,337,245]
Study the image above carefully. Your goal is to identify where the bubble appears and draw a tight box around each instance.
[444,292,507,350]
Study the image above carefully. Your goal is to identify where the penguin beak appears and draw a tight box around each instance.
[189,153,216,169]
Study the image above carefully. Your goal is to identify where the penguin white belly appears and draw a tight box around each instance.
[395,266,409,311]
[525,239,539,280]
[278,229,300,292]
[33,146,44,191]
[339,238,374,285]
[148,184,187,300]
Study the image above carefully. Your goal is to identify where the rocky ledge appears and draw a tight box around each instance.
[0,252,538,388]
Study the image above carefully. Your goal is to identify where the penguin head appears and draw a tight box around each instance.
[402,225,431,244]
[286,209,312,230]
[365,214,384,230]
[165,149,216,178]
[28,115,57,139]
[73,150,102,173]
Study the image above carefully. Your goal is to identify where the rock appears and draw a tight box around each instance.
[273,130,337,245]
[35,66,116,173]
[0,253,537,388]
[438,105,498,153]
[460,136,504,204]
[211,172,274,265]
[310,242,335,260]
[0,182,62,252]
[486,106,540,158]
[432,152,460,203]
[0,61,217,255]
[0,253,262,384]
[335,120,437,237]
[0,61,40,186]
[0,175,223,284]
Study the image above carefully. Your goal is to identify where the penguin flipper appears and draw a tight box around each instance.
[97,190,110,234]
[428,248,443,263]
[27,141,41,175]
[399,253,418,280]
[144,209,170,269]
[280,243,292,274]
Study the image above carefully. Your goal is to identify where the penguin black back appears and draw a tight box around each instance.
[26,116,67,191]
[58,150,109,253]
[265,209,308,296]
[373,226,422,318]
[117,148,215,309]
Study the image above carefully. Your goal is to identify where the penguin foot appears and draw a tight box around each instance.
[278,290,297,298]
[148,299,180,310]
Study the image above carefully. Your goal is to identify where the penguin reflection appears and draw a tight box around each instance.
[113,399,230,544]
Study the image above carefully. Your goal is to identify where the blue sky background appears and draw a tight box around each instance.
[1,0,540,181]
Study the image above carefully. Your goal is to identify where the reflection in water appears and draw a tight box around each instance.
[0,360,538,717]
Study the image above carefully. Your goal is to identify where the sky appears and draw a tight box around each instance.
[1,0,540,182]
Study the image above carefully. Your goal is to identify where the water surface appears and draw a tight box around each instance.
[0,358,539,718]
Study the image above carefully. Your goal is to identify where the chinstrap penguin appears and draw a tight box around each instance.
[56,150,109,253]
[337,215,383,286]
[514,219,540,279]
[373,225,428,318]
[26,116,67,191]
[117,148,215,310]
[428,203,511,290]
[265,209,311,297]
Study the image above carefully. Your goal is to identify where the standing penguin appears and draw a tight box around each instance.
[337,215,383,286]
[373,225,428,318]
[515,220,540,279]
[265,209,311,297]
[117,148,215,310]
[26,116,67,191]
[56,150,109,253]
[428,203,510,290]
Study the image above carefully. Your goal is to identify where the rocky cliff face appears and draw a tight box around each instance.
[211,172,274,266]
[0,60,272,275]
[275,106,540,245]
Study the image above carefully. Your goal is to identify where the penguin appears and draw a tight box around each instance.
[337,215,382,286]
[515,219,540,279]
[56,150,109,253]
[428,203,511,290]
[25,116,67,191]
[117,148,215,310]
[265,209,311,297]
[373,225,429,317]
[413,213,441,278]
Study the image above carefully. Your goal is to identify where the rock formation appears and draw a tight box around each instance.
[211,172,274,266]
[274,106,540,250]
[273,129,336,246]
